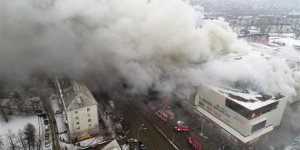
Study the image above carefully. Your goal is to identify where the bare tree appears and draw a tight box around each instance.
[16,130,27,150]
[6,130,17,150]
[0,134,4,149]
[0,108,9,122]
[23,123,36,150]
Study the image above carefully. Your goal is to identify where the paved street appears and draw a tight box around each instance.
[112,94,222,150]
[43,95,60,150]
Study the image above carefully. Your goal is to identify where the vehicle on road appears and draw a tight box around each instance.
[44,119,49,125]
[177,120,185,126]
[127,138,138,143]
[174,125,190,132]
[187,137,202,150]
[156,110,169,121]
[138,141,146,150]
[147,101,157,110]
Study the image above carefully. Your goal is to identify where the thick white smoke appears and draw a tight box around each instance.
[0,0,298,97]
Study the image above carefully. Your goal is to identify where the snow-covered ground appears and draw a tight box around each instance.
[0,116,39,150]
[0,116,39,135]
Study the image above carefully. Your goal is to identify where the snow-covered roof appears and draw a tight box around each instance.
[59,80,98,110]
[207,84,284,111]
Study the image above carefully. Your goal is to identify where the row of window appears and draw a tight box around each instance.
[76,119,92,125]
[74,107,90,114]
[76,124,92,130]
[75,113,91,120]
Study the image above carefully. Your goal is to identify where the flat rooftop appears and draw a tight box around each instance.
[207,84,284,111]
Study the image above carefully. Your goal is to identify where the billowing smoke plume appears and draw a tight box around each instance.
[0,0,298,97]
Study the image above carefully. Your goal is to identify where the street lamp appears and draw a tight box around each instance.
[137,124,147,142]
[199,116,204,137]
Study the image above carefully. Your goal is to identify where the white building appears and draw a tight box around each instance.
[192,84,287,144]
[57,79,99,142]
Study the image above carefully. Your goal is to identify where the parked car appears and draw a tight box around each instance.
[138,141,146,150]
[55,110,62,114]
[45,125,49,132]
[127,138,138,143]
[187,137,202,150]
[41,114,47,120]
[45,141,50,147]
[147,102,157,110]
[44,119,49,125]
[156,110,169,121]
[45,133,50,141]
[174,125,190,132]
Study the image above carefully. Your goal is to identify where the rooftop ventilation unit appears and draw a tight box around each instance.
[76,96,82,106]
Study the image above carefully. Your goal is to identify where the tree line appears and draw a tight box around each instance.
[0,123,42,150]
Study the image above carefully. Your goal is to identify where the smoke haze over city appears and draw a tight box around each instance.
[0,0,299,97]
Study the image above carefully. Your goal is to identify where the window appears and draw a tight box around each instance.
[251,120,267,133]
[75,111,78,114]
[77,127,80,130]
[87,108,90,111]
[76,122,79,125]
[87,113,91,117]
[88,119,91,122]
[89,124,92,127]
[75,116,79,120]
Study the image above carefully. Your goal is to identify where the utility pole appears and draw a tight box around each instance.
[137,124,147,142]
[200,116,204,137]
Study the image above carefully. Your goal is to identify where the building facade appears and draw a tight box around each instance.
[193,84,287,144]
[57,80,99,142]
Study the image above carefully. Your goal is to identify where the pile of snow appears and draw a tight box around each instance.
[0,116,39,150]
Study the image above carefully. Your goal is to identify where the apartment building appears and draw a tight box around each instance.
[193,84,287,144]
[57,79,99,142]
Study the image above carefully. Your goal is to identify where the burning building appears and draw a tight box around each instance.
[56,79,100,142]
[193,84,287,144]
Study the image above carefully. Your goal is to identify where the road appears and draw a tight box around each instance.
[113,95,221,150]
[43,95,60,150]
[92,91,239,150]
